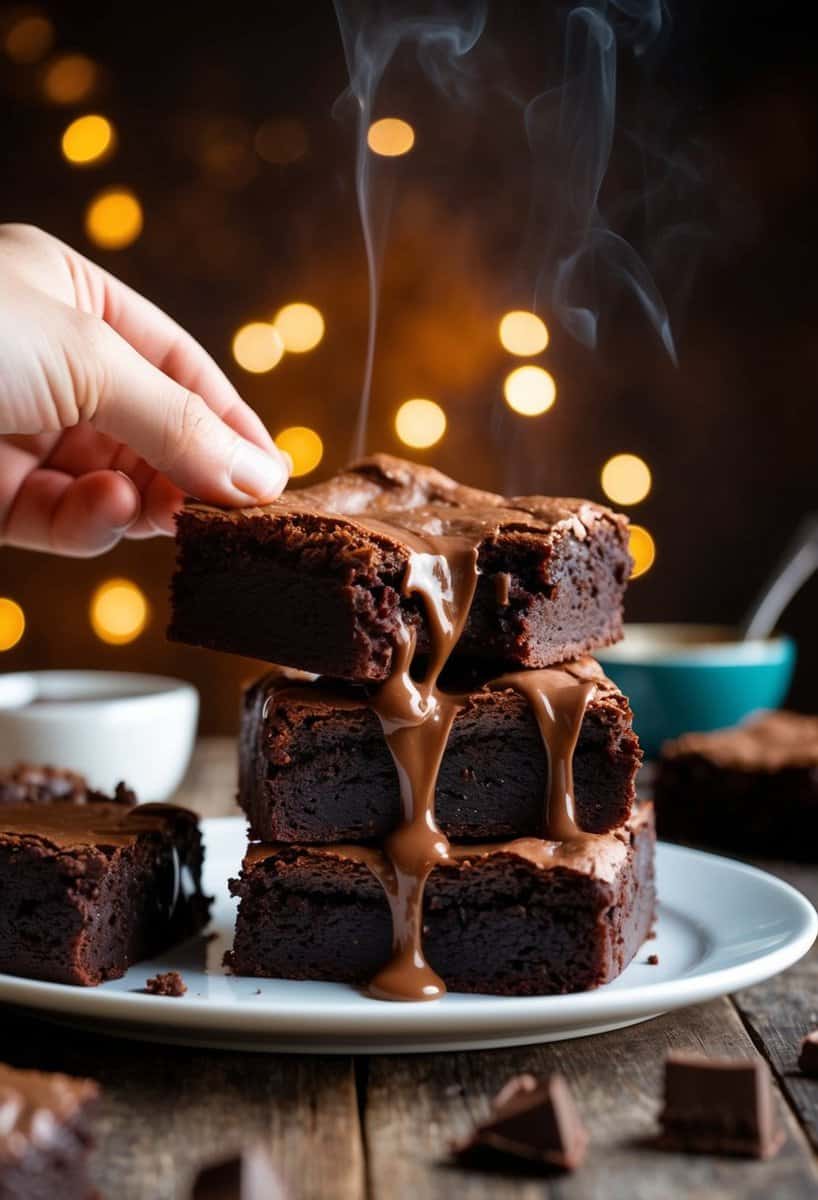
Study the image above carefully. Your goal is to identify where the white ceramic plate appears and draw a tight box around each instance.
[0,818,814,1054]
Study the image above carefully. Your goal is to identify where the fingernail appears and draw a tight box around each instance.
[230,441,288,502]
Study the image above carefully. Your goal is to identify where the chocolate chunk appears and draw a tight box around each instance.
[798,1031,818,1076]
[145,971,187,997]
[0,1062,99,1200]
[192,1144,286,1198]
[658,1054,784,1158]
[455,1073,588,1171]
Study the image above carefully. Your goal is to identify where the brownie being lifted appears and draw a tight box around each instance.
[227,806,655,996]
[240,658,641,843]
[655,710,818,860]
[0,801,211,986]
[170,455,631,681]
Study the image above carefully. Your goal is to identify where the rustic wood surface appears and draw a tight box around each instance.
[2,738,818,1200]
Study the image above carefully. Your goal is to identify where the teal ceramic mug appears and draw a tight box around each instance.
[596,624,797,760]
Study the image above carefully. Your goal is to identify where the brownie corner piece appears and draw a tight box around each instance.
[0,1061,99,1200]
[0,801,211,986]
[227,804,655,996]
[169,453,631,680]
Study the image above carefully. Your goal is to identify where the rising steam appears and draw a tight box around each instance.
[525,1,677,360]
[333,1,687,454]
[333,0,487,457]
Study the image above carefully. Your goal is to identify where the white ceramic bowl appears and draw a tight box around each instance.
[0,671,199,802]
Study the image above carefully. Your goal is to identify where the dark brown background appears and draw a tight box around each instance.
[1,0,816,733]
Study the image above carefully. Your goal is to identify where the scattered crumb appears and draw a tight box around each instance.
[647,954,659,966]
[255,988,262,995]
[647,929,657,940]
[205,931,219,943]
[145,971,187,997]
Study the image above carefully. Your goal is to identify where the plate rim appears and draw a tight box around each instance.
[0,824,814,1046]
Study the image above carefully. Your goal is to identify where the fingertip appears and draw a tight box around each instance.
[51,471,141,557]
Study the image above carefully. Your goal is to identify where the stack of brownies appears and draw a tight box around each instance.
[170,454,655,998]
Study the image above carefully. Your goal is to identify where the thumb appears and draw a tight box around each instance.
[82,315,289,506]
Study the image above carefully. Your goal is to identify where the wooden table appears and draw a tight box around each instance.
[2,739,818,1199]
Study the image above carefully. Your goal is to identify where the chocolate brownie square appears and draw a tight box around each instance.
[0,1062,99,1200]
[0,802,211,986]
[654,711,818,860]
[169,455,631,681]
[240,658,641,842]
[226,805,655,996]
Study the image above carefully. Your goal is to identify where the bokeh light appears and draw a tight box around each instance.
[499,310,549,356]
[629,525,656,579]
[41,53,97,104]
[90,579,148,645]
[4,13,54,63]
[84,188,143,249]
[61,114,115,165]
[503,365,556,416]
[232,322,284,373]
[273,303,325,353]
[275,426,324,477]
[600,453,652,506]
[367,117,415,157]
[255,117,308,165]
[0,598,25,652]
[394,398,446,449]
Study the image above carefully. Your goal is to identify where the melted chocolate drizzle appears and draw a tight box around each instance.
[257,521,599,1003]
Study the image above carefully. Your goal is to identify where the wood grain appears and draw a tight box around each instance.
[364,1001,818,1200]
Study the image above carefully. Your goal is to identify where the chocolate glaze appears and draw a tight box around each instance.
[0,801,195,850]
[487,670,598,841]
[250,510,601,1002]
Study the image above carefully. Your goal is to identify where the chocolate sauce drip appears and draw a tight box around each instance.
[488,670,597,841]
[365,534,479,1002]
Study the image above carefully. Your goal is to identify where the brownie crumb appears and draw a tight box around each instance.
[647,954,659,965]
[145,971,187,997]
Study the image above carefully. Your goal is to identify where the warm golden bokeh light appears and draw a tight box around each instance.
[503,365,556,416]
[0,598,25,652]
[255,117,308,165]
[367,117,415,157]
[90,579,148,645]
[232,322,284,373]
[84,189,143,249]
[61,114,115,165]
[42,53,97,104]
[629,525,656,579]
[601,453,652,506]
[4,13,54,63]
[499,310,549,356]
[394,398,446,449]
[275,426,324,477]
[273,303,325,353]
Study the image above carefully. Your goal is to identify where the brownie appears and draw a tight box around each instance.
[654,711,818,860]
[0,764,133,808]
[0,1062,98,1200]
[240,658,641,842]
[226,805,655,996]
[0,802,211,986]
[169,454,631,681]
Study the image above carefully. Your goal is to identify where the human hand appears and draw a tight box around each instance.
[0,224,290,556]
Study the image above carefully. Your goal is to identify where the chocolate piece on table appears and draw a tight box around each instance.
[455,1073,588,1171]
[192,1143,286,1199]
[0,802,211,986]
[658,1053,784,1158]
[226,805,655,996]
[145,970,187,997]
[798,1032,818,1077]
[240,658,641,842]
[169,454,632,681]
[654,711,818,860]
[0,1061,98,1200]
